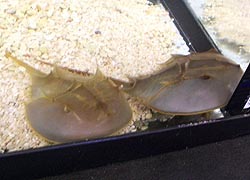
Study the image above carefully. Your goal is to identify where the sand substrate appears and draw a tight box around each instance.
[0,0,188,153]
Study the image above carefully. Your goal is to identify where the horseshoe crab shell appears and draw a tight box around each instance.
[119,50,243,115]
[5,52,132,143]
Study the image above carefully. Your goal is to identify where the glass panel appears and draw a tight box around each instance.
[186,0,250,71]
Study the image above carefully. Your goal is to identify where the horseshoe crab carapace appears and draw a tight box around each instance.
[5,52,132,143]
[118,50,243,115]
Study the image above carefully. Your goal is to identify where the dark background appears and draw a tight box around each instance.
[39,134,250,180]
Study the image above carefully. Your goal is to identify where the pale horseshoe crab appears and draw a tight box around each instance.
[5,51,132,143]
[114,49,243,115]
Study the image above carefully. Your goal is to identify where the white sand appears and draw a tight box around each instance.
[0,0,188,152]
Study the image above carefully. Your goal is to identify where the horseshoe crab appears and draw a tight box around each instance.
[5,52,132,143]
[116,50,243,115]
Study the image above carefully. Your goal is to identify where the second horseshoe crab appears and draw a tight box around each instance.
[116,50,243,115]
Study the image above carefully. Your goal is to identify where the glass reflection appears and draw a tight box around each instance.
[186,0,250,71]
